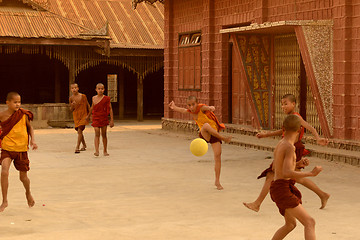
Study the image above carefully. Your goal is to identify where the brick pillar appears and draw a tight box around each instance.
[333,0,354,139]
[163,0,174,118]
[254,0,268,24]
[202,0,215,105]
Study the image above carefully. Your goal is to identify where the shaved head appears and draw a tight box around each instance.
[96,83,104,88]
[6,92,20,101]
[283,114,301,132]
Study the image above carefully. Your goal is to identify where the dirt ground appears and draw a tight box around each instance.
[0,121,359,240]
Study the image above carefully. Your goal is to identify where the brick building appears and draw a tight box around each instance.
[147,0,360,142]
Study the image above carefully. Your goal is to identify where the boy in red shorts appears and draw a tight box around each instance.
[0,92,37,212]
[169,96,232,190]
[270,114,322,240]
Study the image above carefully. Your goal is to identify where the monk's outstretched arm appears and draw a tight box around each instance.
[168,101,188,114]
[297,115,328,146]
[257,129,283,138]
[26,117,37,150]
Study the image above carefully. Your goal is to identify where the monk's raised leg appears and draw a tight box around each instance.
[297,177,330,209]
[202,123,232,143]
[243,171,274,212]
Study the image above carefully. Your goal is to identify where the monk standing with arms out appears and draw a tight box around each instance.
[270,114,322,240]
[87,83,114,156]
[69,83,90,153]
[0,92,37,212]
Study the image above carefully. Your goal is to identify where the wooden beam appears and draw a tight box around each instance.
[68,51,75,98]
[118,72,125,119]
[108,48,164,57]
[0,37,110,48]
[137,77,144,121]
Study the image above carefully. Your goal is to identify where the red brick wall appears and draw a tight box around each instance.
[332,1,360,140]
[164,0,360,140]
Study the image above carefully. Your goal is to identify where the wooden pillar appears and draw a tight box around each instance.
[68,51,75,98]
[137,77,143,121]
[54,62,61,103]
[118,71,125,119]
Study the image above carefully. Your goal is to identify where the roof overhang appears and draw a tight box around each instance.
[220,20,332,35]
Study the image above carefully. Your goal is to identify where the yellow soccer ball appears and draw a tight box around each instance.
[190,138,208,157]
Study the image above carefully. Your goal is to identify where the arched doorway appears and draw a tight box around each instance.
[76,63,164,120]
[76,63,137,118]
[143,67,164,119]
[0,53,68,104]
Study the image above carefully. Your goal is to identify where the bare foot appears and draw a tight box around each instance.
[223,136,232,144]
[215,182,224,190]
[320,193,330,209]
[80,147,86,151]
[104,152,109,156]
[243,202,260,212]
[94,152,99,156]
[0,202,8,212]
[26,192,35,208]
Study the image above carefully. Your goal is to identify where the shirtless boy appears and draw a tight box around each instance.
[87,83,114,156]
[169,96,232,190]
[69,83,90,153]
[270,114,322,240]
[0,92,37,212]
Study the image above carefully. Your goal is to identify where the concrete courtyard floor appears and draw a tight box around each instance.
[0,121,359,240]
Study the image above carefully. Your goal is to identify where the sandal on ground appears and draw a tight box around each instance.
[75,150,80,154]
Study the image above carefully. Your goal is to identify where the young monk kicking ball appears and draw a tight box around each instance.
[169,96,232,190]
[270,114,322,240]
[0,92,37,212]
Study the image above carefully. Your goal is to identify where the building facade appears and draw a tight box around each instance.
[158,0,360,141]
[0,0,164,126]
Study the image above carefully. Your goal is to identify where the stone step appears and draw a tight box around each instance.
[162,118,360,166]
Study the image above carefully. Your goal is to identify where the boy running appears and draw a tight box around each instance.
[0,92,37,212]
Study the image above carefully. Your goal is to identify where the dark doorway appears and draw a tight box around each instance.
[143,67,164,119]
[76,63,137,118]
[0,53,68,104]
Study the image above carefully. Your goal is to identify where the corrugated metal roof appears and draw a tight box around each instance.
[47,0,164,49]
[0,0,164,49]
[0,0,109,40]
[0,9,105,39]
